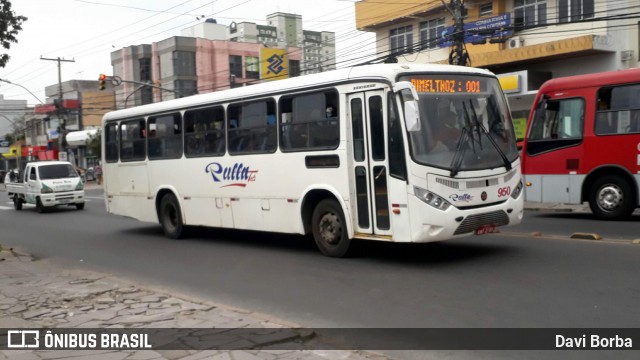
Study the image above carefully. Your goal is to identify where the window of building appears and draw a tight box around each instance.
[279,90,339,151]
[558,0,595,23]
[119,119,146,162]
[245,56,259,79]
[514,0,547,31]
[172,51,196,76]
[595,84,640,135]
[390,25,413,54]
[140,87,153,105]
[174,80,197,98]
[479,3,493,17]
[139,58,151,82]
[184,106,225,157]
[229,55,243,78]
[147,114,182,160]
[420,18,445,50]
[228,99,277,154]
[290,60,300,77]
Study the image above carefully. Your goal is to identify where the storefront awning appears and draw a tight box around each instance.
[66,129,99,147]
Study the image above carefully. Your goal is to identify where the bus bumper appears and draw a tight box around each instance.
[407,195,524,243]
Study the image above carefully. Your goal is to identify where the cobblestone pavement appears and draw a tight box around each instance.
[0,247,390,360]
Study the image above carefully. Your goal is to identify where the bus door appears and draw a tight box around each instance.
[347,90,392,237]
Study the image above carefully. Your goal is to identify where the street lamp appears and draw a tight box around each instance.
[0,78,44,104]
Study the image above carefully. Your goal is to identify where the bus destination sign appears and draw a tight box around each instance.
[410,78,485,94]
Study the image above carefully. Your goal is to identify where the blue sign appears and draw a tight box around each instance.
[267,54,285,75]
[440,13,512,48]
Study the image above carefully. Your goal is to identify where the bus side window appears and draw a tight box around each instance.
[281,90,339,151]
[105,123,119,163]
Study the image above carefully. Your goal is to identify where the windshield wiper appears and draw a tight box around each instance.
[478,99,512,172]
[449,125,471,177]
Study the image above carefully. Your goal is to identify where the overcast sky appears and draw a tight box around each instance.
[0,0,375,136]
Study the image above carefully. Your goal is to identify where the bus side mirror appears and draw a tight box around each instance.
[404,101,420,132]
[393,81,421,132]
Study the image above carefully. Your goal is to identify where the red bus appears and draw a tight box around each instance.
[521,68,640,220]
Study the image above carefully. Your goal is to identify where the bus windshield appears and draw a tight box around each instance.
[399,74,519,174]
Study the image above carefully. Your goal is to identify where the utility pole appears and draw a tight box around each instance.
[447,0,469,66]
[41,56,75,161]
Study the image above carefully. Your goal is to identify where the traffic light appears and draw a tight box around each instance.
[98,74,107,91]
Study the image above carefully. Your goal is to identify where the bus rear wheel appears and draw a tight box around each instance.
[159,193,184,239]
[588,175,635,220]
[311,199,351,257]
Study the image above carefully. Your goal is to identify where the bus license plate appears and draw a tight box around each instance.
[475,224,496,235]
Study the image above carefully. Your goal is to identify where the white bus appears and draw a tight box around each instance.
[102,64,524,257]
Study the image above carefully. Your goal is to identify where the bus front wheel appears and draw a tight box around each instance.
[159,193,184,239]
[311,199,351,257]
[588,175,635,220]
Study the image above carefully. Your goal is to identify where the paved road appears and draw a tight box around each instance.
[1,188,639,359]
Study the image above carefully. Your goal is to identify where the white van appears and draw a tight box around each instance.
[6,161,85,212]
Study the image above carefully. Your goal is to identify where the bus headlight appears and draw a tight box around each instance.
[511,179,523,199]
[414,186,451,211]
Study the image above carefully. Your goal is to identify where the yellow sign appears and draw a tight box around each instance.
[1,145,20,159]
[260,48,288,80]
[512,117,527,140]
[498,73,520,94]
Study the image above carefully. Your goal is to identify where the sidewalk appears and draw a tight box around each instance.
[0,247,389,360]
[523,201,591,213]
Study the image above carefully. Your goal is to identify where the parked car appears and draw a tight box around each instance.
[85,167,96,182]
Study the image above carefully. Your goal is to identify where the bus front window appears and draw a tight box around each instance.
[399,75,519,174]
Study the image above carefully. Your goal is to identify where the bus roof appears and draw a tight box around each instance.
[538,67,640,94]
[103,63,495,121]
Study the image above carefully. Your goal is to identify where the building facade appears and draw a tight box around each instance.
[22,80,114,168]
[111,37,301,108]
[355,0,640,134]
[228,12,336,75]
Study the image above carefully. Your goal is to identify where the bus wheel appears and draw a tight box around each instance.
[311,199,351,257]
[36,198,45,213]
[13,197,22,211]
[159,193,184,239]
[588,175,635,220]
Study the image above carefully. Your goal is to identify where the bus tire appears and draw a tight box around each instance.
[159,193,184,239]
[311,199,351,257]
[36,198,45,213]
[588,175,635,220]
[13,197,22,211]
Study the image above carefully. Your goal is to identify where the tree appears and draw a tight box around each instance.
[85,129,101,159]
[0,0,27,68]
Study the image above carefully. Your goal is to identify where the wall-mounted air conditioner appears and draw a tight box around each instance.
[508,37,524,49]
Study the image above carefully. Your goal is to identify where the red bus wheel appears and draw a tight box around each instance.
[588,175,635,220]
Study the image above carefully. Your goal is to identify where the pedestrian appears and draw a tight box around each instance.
[94,162,103,185]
